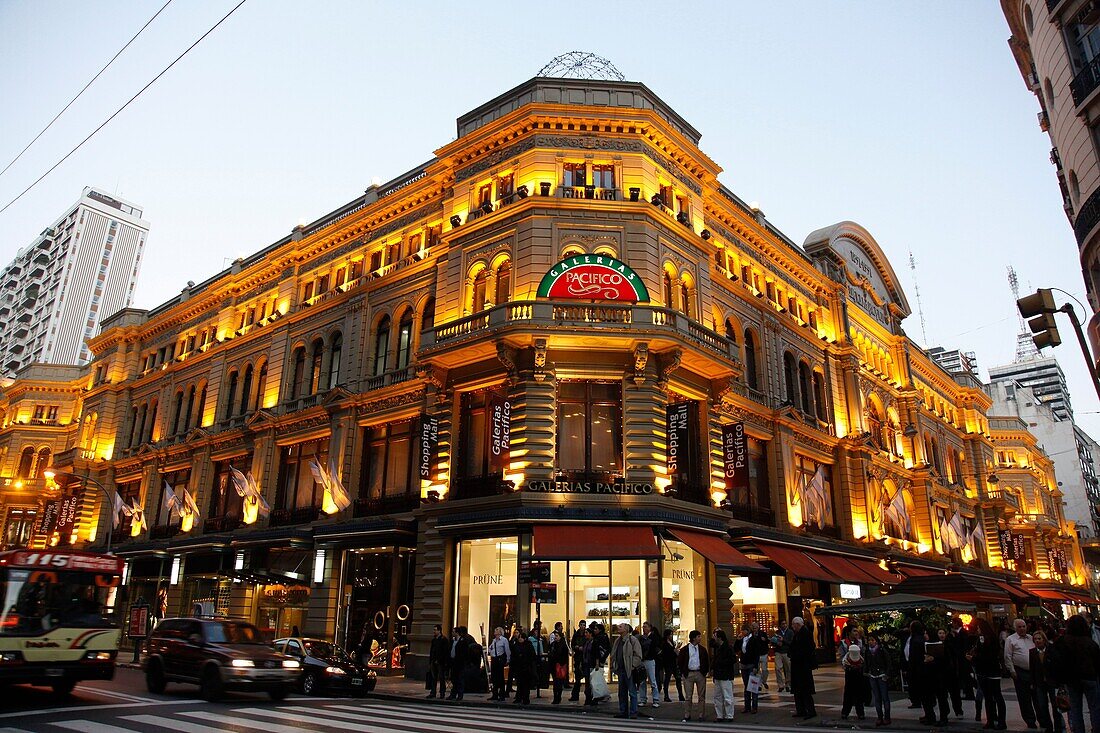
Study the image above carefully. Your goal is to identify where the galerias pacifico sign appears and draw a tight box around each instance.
[537,254,650,303]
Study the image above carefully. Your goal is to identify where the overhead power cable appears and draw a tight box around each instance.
[0,0,249,216]
[0,0,174,181]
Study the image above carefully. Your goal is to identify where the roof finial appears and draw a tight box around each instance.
[538,52,625,81]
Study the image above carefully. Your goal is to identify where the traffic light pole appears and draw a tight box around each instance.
[1061,303,1100,405]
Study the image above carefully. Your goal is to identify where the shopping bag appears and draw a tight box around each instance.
[746,673,763,695]
[554,662,569,681]
[590,667,610,700]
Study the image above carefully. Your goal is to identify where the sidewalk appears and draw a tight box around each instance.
[368,666,1035,731]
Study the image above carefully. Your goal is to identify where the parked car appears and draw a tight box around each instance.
[143,618,299,701]
[273,636,376,696]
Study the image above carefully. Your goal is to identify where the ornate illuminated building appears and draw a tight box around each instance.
[0,63,1090,672]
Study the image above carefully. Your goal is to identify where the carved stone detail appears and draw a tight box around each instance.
[496,342,519,385]
[632,343,649,386]
[533,338,549,383]
[656,348,683,390]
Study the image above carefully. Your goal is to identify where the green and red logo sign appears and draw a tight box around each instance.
[536,255,650,303]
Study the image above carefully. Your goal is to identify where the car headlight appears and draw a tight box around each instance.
[230,659,255,668]
[282,659,300,669]
[324,665,347,675]
[83,651,113,661]
[0,652,22,663]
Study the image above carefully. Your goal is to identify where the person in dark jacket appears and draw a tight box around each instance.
[711,629,737,722]
[969,617,1007,730]
[446,626,468,700]
[953,617,975,700]
[511,627,536,706]
[639,621,661,708]
[580,626,598,706]
[1029,630,1064,733]
[841,642,867,720]
[788,616,817,719]
[864,632,892,726]
[568,620,587,702]
[734,622,768,713]
[1052,614,1100,733]
[427,624,449,699]
[660,629,684,702]
[924,627,952,724]
[548,629,570,705]
[908,621,947,725]
[940,627,965,718]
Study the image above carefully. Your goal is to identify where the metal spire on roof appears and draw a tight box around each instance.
[538,52,625,81]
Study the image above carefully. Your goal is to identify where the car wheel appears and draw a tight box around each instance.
[269,685,289,702]
[145,660,167,694]
[200,666,223,702]
[50,679,76,696]
[301,672,318,696]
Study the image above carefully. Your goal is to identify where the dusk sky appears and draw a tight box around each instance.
[1,2,1092,433]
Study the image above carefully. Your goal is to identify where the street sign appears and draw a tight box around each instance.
[128,604,150,639]
[518,560,551,583]
[530,582,557,604]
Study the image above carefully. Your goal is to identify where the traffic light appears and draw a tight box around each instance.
[1017,288,1062,349]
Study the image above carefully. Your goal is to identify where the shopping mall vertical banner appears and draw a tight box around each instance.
[418,415,439,481]
[722,422,748,495]
[666,402,691,481]
[489,394,511,472]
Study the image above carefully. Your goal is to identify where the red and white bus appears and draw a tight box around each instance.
[0,550,123,694]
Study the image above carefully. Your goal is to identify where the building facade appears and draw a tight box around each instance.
[989,355,1074,420]
[927,346,979,376]
[1002,0,1100,367]
[0,187,148,375]
[0,75,1090,674]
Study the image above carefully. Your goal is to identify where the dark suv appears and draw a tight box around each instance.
[143,618,299,701]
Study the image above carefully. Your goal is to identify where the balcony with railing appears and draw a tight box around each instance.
[363,365,416,392]
[352,494,421,518]
[984,486,1021,513]
[422,300,740,363]
[150,524,182,540]
[560,185,618,200]
[203,515,241,533]
[1074,185,1100,245]
[1072,55,1100,107]
[725,502,776,526]
[269,506,321,527]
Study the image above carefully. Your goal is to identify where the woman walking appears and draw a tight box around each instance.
[660,629,684,702]
[968,617,1007,730]
[548,628,570,704]
[864,632,892,726]
[1053,614,1100,733]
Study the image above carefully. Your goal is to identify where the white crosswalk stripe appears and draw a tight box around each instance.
[50,722,142,733]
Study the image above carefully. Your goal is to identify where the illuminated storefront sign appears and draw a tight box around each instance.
[418,415,439,480]
[527,479,654,494]
[536,255,650,302]
[488,395,511,471]
[667,403,690,480]
[840,583,862,599]
[722,422,748,495]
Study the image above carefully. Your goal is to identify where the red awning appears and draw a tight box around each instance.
[756,543,843,583]
[1031,589,1068,601]
[814,555,883,585]
[898,565,942,578]
[667,529,766,573]
[531,525,660,560]
[844,556,902,586]
[992,580,1034,602]
[1067,592,1099,606]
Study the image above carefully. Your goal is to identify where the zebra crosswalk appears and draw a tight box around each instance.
[44,698,814,733]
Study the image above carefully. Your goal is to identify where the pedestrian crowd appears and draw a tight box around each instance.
[420,611,1100,730]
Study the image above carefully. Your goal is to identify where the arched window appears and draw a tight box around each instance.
[885,409,901,456]
[396,311,413,369]
[290,348,305,400]
[472,270,488,313]
[1044,77,1056,113]
[1070,170,1080,204]
[309,339,324,394]
[225,371,239,417]
[129,406,141,447]
[744,329,759,390]
[146,400,158,443]
[495,260,511,305]
[1025,3,1034,33]
[680,280,693,320]
[33,448,50,478]
[239,365,254,416]
[183,385,196,433]
[866,402,884,450]
[253,362,267,412]
[373,316,390,376]
[663,272,674,310]
[420,297,435,333]
[783,352,798,406]
[812,370,828,422]
[196,384,207,427]
[16,447,34,478]
[329,332,342,387]
[798,361,813,414]
[172,390,185,435]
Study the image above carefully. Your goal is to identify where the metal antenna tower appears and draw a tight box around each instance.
[1009,265,1039,361]
[908,249,929,345]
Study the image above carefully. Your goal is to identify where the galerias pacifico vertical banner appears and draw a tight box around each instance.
[666,402,691,482]
[419,415,439,480]
[53,492,81,546]
[722,421,749,496]
[488,393,511,472]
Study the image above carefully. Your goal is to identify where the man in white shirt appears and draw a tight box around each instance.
[1004,618,1038,729]
[678,629,710,722]
[487,626,511,701]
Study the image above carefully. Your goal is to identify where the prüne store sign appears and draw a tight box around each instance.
[527,477,655,495]
[536,255,650,302]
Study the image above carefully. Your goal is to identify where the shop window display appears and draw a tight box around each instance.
[456,538,518,643]
[343,548,415,669]
[660,541,707,643]
[729,574,786,638]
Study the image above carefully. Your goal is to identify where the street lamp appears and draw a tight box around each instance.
[43,469,115,555]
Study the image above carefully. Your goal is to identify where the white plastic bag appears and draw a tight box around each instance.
[746,673,763,695]
[590,666,610,700]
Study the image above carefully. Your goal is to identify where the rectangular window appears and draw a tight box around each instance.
[362,421,415,499]
[209,456,250,520]
[563,163,586,188]
[317,274,329,294]
[478,184,493,207]
[156,469,190,528]
[591,164,614,189]
[659,185,674,208]
[116,480,142,536]
[349,260,364,281]
[385,243,400,265]
[496,174,514,200]
[302,281,314,302]
[369,251,382,272]
[556,381,623,476]
[460,392,490,480]
[406,234,421,259]
[793,455,834,531]
[334,267,346,288]
[276,440,326,511]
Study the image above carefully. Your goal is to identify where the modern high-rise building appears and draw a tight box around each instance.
[927,346,979,375]
[0,187,148,376]
[989,355,1073,420]
[1001,2,1100,368]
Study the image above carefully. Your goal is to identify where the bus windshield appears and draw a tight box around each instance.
[0,568,113,635]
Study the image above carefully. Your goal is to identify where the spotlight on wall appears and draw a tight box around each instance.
[425,490,441,504]
[629,187,641,202]
[903,423,918,438]
[650,193,664,207]
[480,201,493,215]
[700,229,712,240]
[516,185,529,199]
[450,215,462,228]
[987,473,1000,485]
